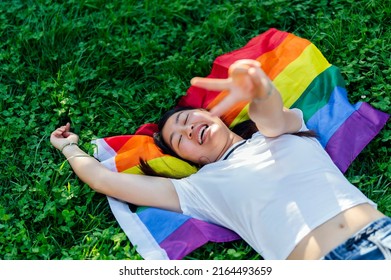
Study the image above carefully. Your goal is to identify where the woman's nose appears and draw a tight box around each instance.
[181,124,194,139]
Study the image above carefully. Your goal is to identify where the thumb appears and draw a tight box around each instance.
[62,122,72,137]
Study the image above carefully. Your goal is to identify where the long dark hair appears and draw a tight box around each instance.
[139,106,317,177]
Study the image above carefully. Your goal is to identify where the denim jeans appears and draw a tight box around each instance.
[321,217,391,260]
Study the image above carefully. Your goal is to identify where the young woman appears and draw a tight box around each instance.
[50,60,391,260]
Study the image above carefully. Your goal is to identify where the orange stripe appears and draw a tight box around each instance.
[116,136,163,172]
[220,101,249,125]
[206,89,229,110]
[206,90,248,125]
[258,33,311,80]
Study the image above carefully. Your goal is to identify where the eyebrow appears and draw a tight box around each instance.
[169,112,183,149]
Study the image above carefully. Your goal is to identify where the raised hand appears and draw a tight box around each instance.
[190,59,274,117]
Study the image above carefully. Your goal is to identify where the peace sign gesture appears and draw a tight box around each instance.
[190,59,275,117]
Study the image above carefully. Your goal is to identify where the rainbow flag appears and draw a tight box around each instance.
[179,28,389,173]
[93,28,389,260]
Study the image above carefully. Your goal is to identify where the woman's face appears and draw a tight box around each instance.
[161,109,240,165]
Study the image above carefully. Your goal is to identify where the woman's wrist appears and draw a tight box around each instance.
[252,80,275,103]
[61,143,90,160]
[60,142,78,153]
[61,142,83,156]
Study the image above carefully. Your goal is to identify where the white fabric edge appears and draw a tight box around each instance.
[107,196,169,260]
[91,139,118,172]
[91,139,117,162]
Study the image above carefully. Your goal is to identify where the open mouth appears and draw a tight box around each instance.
[198,125,209,145]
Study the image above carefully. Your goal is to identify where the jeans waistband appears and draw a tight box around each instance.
[345,217,391,248]
[322,217,391,260]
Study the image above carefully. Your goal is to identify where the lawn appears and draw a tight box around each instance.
[0,0,390,260]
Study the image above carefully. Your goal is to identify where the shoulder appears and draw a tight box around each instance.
[289,108,308,132]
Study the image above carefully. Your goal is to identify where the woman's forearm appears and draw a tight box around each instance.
[60,145,109,191]
[50,123,180,211]
[249,82,284,135]
[59,143,181,211]
[249,80,301,137]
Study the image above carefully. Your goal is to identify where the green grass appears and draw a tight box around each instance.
[0,0,390,260]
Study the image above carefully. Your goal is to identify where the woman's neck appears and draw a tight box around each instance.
[215,133,244,161]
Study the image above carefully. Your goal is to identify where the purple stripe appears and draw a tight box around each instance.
[325,102,389,173]
[160,219,240,260]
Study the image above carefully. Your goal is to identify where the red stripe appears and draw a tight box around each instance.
[210,28,289,79]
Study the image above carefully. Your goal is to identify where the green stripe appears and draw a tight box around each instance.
[291,65,346,122]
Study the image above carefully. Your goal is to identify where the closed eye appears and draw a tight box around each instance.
[176,113,189,149]
[178,114,189,148]
[178,135,182,147]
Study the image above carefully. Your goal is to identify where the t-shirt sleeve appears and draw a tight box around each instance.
[170,178,208,221]
[170,178,190,215]
[170,177,219,224]
[291,108,308,132]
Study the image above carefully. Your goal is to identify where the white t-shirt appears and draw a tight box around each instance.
[170,109,375,259]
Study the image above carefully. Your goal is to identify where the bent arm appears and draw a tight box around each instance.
[191,59,302,137]
[247,68,302,137]
[62,145,181,213]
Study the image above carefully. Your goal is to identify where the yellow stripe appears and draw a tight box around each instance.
[229,104,250,128]
[122,165,143,175]
[122,156,197,178]
[273,44,331,108]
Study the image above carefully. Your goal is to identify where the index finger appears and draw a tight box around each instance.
[190,77,232,92]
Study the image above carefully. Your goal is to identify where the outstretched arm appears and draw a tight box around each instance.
[50,123,181,212]
[191,59,302,137]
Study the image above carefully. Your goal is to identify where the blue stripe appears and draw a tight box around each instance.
[137,208,191,243]
[306,86,362,147]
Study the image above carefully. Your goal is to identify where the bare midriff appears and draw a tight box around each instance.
[286,203,385,260]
